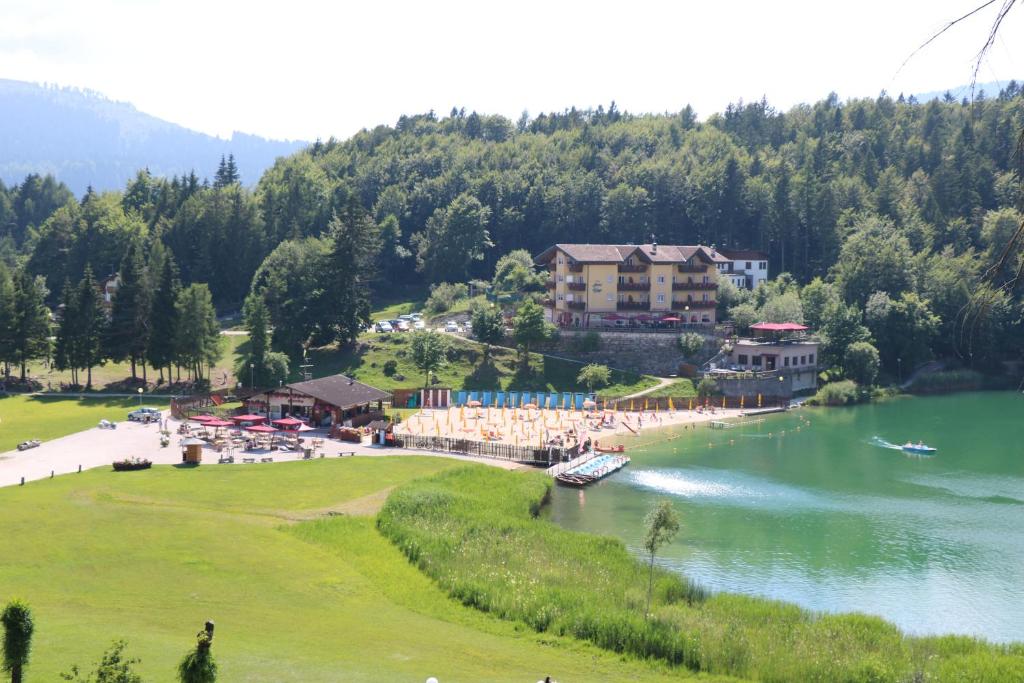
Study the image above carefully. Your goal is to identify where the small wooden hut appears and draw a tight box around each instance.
[180,437,206,464]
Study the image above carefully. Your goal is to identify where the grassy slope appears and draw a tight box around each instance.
[376,467,1024,682]
[0,395,170,453]
[641,378,698,398]
[19,333,249,393]
[0,458,712,682]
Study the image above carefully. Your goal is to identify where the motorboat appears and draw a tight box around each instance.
[902,442,937,454]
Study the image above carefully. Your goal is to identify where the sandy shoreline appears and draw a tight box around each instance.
[394,404,752,450]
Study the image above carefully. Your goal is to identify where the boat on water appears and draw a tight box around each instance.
[901,442,937,454]
[594,444,626,453]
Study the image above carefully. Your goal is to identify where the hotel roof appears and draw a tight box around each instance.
[535,243,728,265]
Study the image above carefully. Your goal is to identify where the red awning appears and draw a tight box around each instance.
[246,424,278,433]
[661,316,681,322]
[750,322,808,331]
[271,417,305,426]
[231,414,266,422]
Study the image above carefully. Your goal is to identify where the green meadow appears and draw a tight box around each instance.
[0,458,715,682]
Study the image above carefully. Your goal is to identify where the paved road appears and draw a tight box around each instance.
[0,411,522,489]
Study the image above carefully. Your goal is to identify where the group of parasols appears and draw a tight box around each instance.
[187,413,315,448]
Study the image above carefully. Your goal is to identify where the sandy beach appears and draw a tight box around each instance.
[394,403,749,450]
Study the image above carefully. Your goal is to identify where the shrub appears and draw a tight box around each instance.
[843,341,880,386]
[807,379,865,406]
[573,331,602,353]
[677,332,705,360]
[382,360,398,377]
[696,377,718,399]
[425,282,469,313]
[905,369,984,394]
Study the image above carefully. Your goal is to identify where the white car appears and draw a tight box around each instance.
[392,319,410,332]
[376,321,393,333]
[128,407,162,422]
[444,321,459,333]
[413,320,426,330]
[409,313,423,321]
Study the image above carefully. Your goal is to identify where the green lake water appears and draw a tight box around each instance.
[547,392,1024,642]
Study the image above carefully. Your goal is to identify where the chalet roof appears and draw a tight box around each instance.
[750,322,808,332]
[719,249,769,261]
[276,374,391,410]
[534,243,728,265]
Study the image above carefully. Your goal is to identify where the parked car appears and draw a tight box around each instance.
[398,314,414,322]
[409,312,423,321]
[413,320,426,330]
[444,321,460,333]
[375,321,394,333]
[392,319,410,331]
[17,439,41,451]
[128,407,162,422]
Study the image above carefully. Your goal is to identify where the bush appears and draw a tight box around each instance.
[905,369,984,394]
[382,360,398,377]
[807,379,866,406]
[844,341,880,386]
[696,377,718,399]
[425,282,469,313]
[677,332,704,360]
[572,331,602,353]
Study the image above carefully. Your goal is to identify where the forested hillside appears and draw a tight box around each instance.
[1,85,1023,386]
[0,79,305,194]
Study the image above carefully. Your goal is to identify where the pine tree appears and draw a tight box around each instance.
[321,198,381,346]
[226,154,239,184]
[53,279,79,387]
[75,266,107,390]
[105,238,150,381]
[11,270,50,381]
[174,284,220,382]
[147,253,180,384]
[0,263,16,380]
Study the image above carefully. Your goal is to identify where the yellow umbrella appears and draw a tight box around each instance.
[644,398,649,411]
[758,393,762,407]
[668,397,675,411]
[740,395,745,408]
[689,399,693,410]
[629,399,635,412]
[722,396,726,409]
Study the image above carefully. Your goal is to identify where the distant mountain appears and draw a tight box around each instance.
[911,79,1021,103]
[0,79,308,195]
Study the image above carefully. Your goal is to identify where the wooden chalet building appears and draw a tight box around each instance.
[245,374,390,428]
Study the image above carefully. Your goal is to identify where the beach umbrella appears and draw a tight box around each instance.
[689,399,694,410]
[190,414,216,423]
[668,397,675,411]
[466,400,482,407]
[523,402,538,410]
[272,417,305,428]
[231,414,267,424]
[582,399,597,408]
[297,423,316,432]
[246,424,278,433]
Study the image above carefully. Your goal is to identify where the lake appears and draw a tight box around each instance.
[547,392,1024,643]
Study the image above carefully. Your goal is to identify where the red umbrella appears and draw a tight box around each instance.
[204,419,234,428]
[190,414,216,422]
[661,316,681,322]
[272,417,305,427]
[246,424,278,433]
[231,414,266,423]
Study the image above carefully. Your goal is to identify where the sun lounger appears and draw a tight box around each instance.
[242,457,255,464]
[260,457,274,463]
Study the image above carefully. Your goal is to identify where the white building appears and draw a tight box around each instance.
[717,249,769,289]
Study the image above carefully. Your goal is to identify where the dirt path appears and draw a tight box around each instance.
[621,376,676,399]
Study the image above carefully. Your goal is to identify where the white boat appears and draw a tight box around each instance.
[902,442,937,454]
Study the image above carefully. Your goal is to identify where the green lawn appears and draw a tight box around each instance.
[0,458,706,682]
[305,332,658,398]
[641,378,698,398]
[18,333,250,394]
[0,395,170,453]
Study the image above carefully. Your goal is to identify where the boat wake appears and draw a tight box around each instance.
[869,436,904,451]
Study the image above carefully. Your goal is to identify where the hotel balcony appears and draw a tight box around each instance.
[567,301,586,310]
[672,300,716,310]
[618,281,650,291]
[542,298,555,307]
[567,282,587,291]
[568,263,584,273]
[672,281,717,290]
[617,300,650,311]
[618,264,647,273]
[677,264,705,273]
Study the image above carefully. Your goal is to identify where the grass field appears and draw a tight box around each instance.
[306,331,659,398]
[0,395,170,453]
[640,378,698,398]
[379,467,1024,682]
[0,458,711,682]
[16,333,250,394]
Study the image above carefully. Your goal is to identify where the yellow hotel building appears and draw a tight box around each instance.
[534,242,726,328]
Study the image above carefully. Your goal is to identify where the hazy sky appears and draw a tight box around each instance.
[1,0,1021,141]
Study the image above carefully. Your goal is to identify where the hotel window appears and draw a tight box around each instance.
[738,354,748,364]
[557,294,564,301]
[746,261,752,269]
[558,257,563,264]
[752,356,762,366]
[809,353,815,364]
[701,315,709,322]
[760,261,767,269]
[784,357,790,367]
[606,275,613,283]
[702,293,709,301]
[656,294,665,303]
[800,355,806,365]
[702,275,708,284]
[657,275,665,284]
[558,274,564,282]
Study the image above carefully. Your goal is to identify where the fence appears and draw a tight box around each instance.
[600,395,786,411]
[171,392,228,419]
[395,434,568,466]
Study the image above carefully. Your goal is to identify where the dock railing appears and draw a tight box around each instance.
[395,434,568,466]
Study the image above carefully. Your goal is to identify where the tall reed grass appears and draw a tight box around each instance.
[377,466,1024,681]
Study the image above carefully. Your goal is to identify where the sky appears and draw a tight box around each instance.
[1,0,1022,142]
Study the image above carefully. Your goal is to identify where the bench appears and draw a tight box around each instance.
[260,457,274,463]
[338,451,355,457]
[242,457,255,464]
[217,456,234,464]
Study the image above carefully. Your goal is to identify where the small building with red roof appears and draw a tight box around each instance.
[713,321,820,394]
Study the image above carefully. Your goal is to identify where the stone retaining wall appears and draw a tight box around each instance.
[543,331,717,376]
